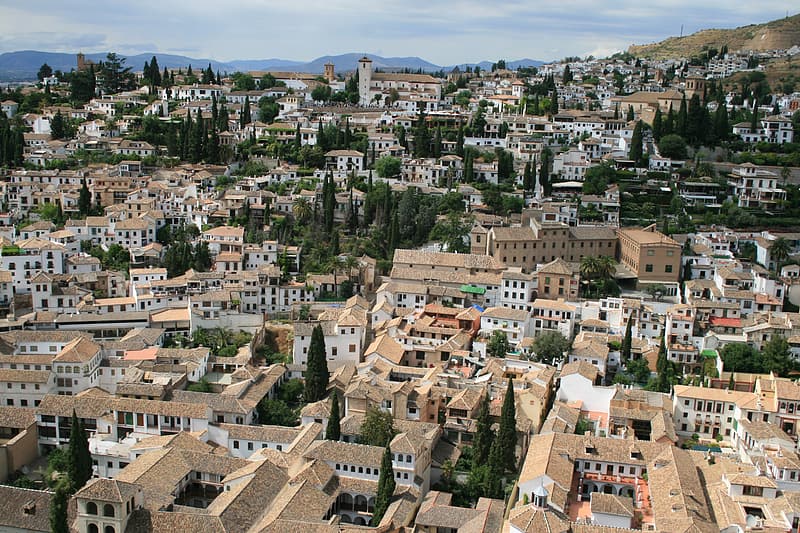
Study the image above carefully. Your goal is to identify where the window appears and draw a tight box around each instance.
[645,264,653,273]
[86,502,98,515]
[103,504,115,517]
[665,265,673,273]
[233,440,239,449]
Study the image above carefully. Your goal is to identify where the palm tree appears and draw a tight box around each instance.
[292,197,312,224]
[343,254,360,287]
[770,237,791,272]
[596,256,616,281]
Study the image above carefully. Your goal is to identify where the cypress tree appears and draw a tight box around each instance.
[303,325,329,403]
[50,479,70,533]
[433,125,442,158]
[539,148,552,196]
[372,442,396,525]
[472,392,494,465]
[677,94,688,137]
[68,410,92,491]
[455,124,464,157]
[241,96,251,128]
[714,103,729,142]
[652,107,663,142]
[664,104,675,136]
[78,177,91,217]
[629,120,643,166]
[493,378,517,472]
[50,110,65,140]
[522,160,533,193]
[621,317,633,363]
[388,210,399,253]
[627,105,635,121]
[326,391,341,440]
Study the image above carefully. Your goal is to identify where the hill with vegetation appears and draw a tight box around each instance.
[628,13,800,59]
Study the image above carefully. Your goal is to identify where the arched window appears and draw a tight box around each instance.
[86,502,98,515]
[103,503,115,517]
[104,526,116,533]
[88,524,99,533]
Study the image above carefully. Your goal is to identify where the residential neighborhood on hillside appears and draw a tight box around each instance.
[2,8,800,533]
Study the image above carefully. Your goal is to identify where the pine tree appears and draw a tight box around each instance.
[472,392,494,465]
[50,479,70,533]
[68,410,92,491]
[326,391,341,441]
[78,177,91,217]
[629,120,643,166]
[621,316,633,363]
[303,325,329,403]
[372,442,396,525]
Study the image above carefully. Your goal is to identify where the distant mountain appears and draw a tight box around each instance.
[0,50,546,81]
[628,13,800,59]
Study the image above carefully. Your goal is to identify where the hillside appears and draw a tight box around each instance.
[628,13,800,59]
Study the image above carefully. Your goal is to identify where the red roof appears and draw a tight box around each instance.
[709,316,742,328]
[123,347,158,361]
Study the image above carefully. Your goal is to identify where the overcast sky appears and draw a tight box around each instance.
[0,1,794,65]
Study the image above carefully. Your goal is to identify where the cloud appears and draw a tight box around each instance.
[0,1,794,64]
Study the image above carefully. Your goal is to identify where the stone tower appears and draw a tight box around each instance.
[357,56,373,106]
[685,75,706,100]
[324,62,335,82]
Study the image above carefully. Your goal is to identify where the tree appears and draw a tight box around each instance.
[241,96,251,128]
[652,106,663,142]
[37,63,53,81]
[658,134,688,160]
[629,120,643,166]
[487,330,510,359]
[372,442,396,525]
[582,161,615,195]
[627,105,635,121]
[303,325,329,403]
[492,378,518,472]
[67,410,91,491]
[326,391,341,441]
[533,331,570,365]
[770,237,791,271]
[720,343,763,374]
[649,335,676,393]
[762,336,794,377]
[98,53,135,94]
[621,316,633,363]
[375,155,401,179]
[292,197,312,224]
[256,398,298,426]
[50,479,70,533]
[50,111,65,140]
[676,94,688,137]
[360,406,396,447]
[472,393,494,465]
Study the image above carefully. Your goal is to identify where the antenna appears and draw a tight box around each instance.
[680,24,684,38]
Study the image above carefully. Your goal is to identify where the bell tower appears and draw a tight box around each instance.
[358,56,373,106]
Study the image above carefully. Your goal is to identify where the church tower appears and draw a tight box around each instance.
[358,56,373,106]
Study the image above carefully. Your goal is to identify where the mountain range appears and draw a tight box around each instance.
[0,50,544,81]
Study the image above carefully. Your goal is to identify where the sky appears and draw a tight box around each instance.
[0,1,795,65]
